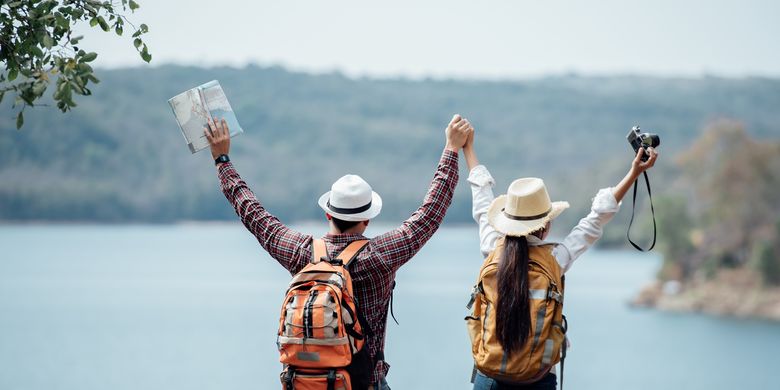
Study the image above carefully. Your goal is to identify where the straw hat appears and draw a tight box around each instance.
[487,178,570,237]
[318,174,383,222]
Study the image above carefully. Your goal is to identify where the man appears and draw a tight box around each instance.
[204,114,473,389]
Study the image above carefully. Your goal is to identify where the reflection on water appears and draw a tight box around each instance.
[1,224,778,390]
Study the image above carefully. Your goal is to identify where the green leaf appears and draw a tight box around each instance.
[140,44,152,62]
[139,23,148,33]
[8,68,18,82]
[20,91,35,105]
[82,52,98,62]
[70,35,83,45]
[129,0,139,11]
[42,35,54,49]
[16,111,24,130]
[134,38,142,48]
[55,14,68,29]
[115,25,123,36]
[90,17,98,27]
[98,16,110,32]
[32,81,48,96]
[31,46,45,58]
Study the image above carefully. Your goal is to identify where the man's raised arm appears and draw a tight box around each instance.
[205,118,311,274]
[372,115,473,270]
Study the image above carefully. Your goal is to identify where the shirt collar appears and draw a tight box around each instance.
[323,232,368,243]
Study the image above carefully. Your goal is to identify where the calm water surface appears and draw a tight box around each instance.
[0,224,778,390]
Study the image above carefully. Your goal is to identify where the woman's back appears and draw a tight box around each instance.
[467,238,566,384]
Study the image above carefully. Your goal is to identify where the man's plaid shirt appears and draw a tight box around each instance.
[217,149,459,383]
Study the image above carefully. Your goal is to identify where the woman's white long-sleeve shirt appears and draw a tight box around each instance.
[468,165,621,272]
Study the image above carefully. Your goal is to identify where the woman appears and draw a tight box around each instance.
[463,131,658,390]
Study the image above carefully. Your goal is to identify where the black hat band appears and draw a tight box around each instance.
[502,207,552,221]
[327,199,372,215]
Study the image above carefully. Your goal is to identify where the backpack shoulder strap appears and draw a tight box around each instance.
[311,238,328,264]
[336,240,369,266]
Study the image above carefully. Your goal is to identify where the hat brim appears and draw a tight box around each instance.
[487,195,570,237]
[318,191,383,222]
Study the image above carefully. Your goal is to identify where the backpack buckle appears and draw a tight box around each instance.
[548,290,563,303]
[282,368,294,390]
[328,259,344,266]
[466,285,479,310]
[327,370,336,390]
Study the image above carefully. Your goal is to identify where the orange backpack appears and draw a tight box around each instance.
[278,239,370,390]
[466,239,568,387]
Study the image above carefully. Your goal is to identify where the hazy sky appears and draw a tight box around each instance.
[78,0,780,78]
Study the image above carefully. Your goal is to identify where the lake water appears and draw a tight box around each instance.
[1,224,778,390]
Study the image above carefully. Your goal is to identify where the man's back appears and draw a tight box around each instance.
[216,147,458,383]
[302,234,396,383]
[205,114,472,387]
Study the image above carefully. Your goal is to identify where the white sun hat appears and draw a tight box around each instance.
[318,174,383,222]
[487,177,570,237]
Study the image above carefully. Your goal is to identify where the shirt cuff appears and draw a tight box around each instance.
[442,148,458,161]
[592,187,620,214]
[440,148,459,172]
[467,165,495,187]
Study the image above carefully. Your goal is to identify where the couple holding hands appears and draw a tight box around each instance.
[204,114,658,390]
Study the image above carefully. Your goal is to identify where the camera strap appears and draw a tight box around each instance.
[627,171,656,251]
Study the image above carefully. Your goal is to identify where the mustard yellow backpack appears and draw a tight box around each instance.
[466,238,568,386]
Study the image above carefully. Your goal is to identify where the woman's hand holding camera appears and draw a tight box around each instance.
[631,146,658,177]
[613,147,659,202]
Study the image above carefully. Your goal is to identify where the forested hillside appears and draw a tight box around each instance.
[1,66,779,242]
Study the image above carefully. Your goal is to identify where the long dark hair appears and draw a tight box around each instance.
[495,230,545,354]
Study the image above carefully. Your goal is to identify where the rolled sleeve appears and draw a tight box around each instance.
[553,187,621,272]
[592,187,620,214]
[467,165,495,187]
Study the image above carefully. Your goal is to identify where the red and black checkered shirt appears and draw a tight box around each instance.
[217,149,459,383]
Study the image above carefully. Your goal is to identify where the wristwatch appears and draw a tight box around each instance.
[214,154,230,165]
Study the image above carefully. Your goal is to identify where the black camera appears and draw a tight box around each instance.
[627,125,660,161]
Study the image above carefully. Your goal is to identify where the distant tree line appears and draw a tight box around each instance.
[1,66,779,253]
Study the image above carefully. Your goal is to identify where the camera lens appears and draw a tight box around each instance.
[647,134,660,148]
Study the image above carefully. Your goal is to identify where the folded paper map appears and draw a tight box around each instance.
[168,80,243,153]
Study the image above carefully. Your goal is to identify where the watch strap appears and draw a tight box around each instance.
[214,154,230,165]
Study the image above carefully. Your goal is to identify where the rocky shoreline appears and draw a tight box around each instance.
[631,269,780,322]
